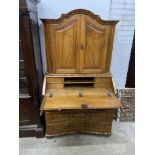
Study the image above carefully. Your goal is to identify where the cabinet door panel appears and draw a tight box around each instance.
[80,15,110,73]
[44,15,80,73]
[55,23,77,72]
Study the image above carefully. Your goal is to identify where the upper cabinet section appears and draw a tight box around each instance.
[41,9,118,74]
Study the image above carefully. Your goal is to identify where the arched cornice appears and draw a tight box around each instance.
[40,9,119,25]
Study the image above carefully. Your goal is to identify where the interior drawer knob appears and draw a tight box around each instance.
[107,92,112,97]
[49,94,53,97]
[79,93,83,97]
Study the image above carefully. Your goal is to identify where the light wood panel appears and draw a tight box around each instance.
[45,87,114,96]
[42,9,118,74]
[47,84,64,89]
[45,109,114,123]
[41,9,120,136]
[46,77,64,83]
[95,77,114,92]
[43,15,80,73]
[80,15,110,73]
[45,73,112,77]
[43,76,116,94]
[41,96,121,110]
[46,121,113,136]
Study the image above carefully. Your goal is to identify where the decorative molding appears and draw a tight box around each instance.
[40,9,119,25]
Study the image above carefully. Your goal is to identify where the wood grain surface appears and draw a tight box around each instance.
[42,9,117,74]
[40,9,120,136]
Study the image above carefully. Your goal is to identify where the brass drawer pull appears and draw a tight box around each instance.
[81,104,88,108]
[107,92,112,97]
[79,93,83,97]
[49,94,53,97]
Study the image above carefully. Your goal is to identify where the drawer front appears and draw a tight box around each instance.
[94,77,113,91]
[45,111,71,123]
[46,121,112,135]
[45,109,114,123]
[47,83,64,89]
[46,77,64,83]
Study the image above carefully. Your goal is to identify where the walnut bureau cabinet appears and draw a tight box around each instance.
[40,9,122,136]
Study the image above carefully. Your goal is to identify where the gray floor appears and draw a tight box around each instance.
[19,121,135,155]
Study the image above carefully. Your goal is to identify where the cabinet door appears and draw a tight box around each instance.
[44,15,80,74]
[80,15,111,74]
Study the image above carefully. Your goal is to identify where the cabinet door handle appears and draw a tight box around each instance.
[81,44,84,49]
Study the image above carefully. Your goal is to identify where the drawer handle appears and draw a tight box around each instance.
[49,94,53,97]
[107,92,112,97]
[81,104,88,108]
[79,93,83,97]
